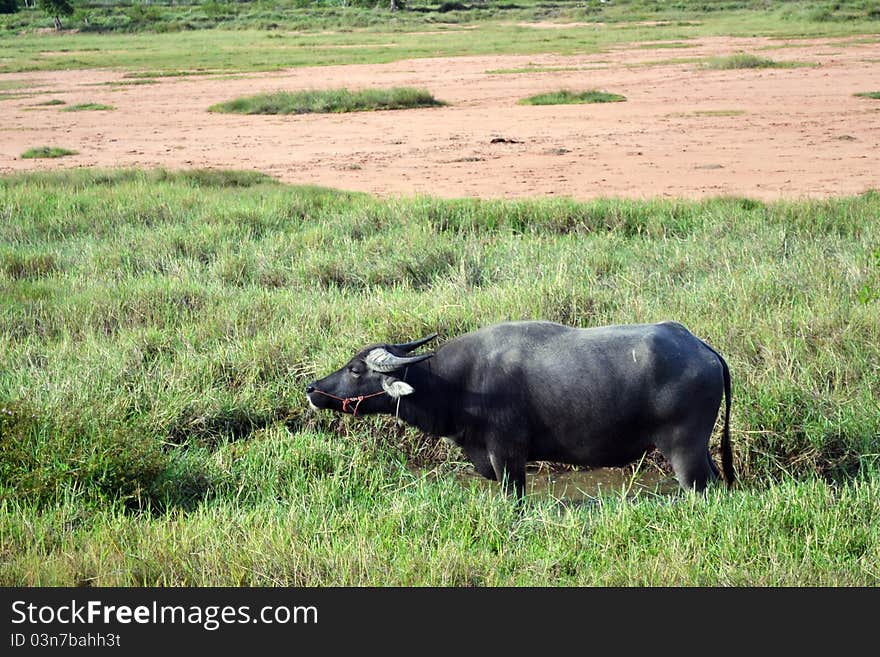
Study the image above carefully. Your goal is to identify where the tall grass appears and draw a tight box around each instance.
[208,88,444,115]
[519,89,626,105]
[703,53,813,69]
[1,169,878,584]
[19,146,77,159]
[2,467,878,586]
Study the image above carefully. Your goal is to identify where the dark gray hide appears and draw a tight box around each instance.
[306,320,734,497]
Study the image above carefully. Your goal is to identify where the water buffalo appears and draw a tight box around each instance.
[306,320,734,497]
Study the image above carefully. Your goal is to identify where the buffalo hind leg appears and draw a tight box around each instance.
[657,424,719,493]
[668,448,719,492]
[707,450,721,480]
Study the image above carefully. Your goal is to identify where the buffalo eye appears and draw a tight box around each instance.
[348,364,364,378]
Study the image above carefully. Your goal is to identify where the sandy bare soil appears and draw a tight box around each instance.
[2,35,879,200]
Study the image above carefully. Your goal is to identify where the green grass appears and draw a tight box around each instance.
[3,471,878,586]
[703,53,814,69]
[61,102,115,112]
[487,65,600,75]
[0,80,33,91]
[101,79,160,87]
[635,41,697,49]
[1,3,879,76]
[854,91,880,99]
[31,99,66,106]
[0,168,878,585]
[208,87,444,115]
[3,0,880,38]
[668,109,747,118]
[19,146,77,159]
[519,89,626,105]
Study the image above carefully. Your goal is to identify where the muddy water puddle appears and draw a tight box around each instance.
[455,466,680,501]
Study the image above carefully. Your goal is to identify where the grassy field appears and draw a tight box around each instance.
[4,0,880,35]
[1,169,878,585]
[1,1,880,75]
[2,0,879,586]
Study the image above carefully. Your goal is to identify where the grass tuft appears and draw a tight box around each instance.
[62,103,115,112]
[519,89,626,105]
[854,91,880,99]
[703,53,811,69]
[1,251,59,279]
[20,146,78,159]
[208,87,445,115]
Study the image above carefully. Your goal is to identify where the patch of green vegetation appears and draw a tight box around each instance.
[1,251,58,279]
[61,102,114,111]
[123,70,220,79]
[2,468,879,585]
[1,3,878,76]
[854,91,880,99]
[19,146,77,159]
[635,41,696,49]
[487,64,602,74]
[696,109,746,116]
[0,167,277,189]
[703,53,814,69]
[668,109,747,117]
[519,89,626,105]
[101,79,159,87]
[31,98,65,106]
[0,79,32,91]
[2,0,879,38]
[208,87,444,115]
[627,56,706,68]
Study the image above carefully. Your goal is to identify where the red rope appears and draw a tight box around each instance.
[310,388,386,417]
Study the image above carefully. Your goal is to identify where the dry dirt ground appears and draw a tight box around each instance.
[2,34,879,200]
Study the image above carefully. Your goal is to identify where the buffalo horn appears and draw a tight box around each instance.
[391,333,439,354]
[365,348,433,373]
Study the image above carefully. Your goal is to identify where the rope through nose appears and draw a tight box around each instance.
[309,388,387,417]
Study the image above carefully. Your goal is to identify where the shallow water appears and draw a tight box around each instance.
[455,465,680,500]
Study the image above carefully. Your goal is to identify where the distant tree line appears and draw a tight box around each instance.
[0,0,415,16]
[1,0,74,23]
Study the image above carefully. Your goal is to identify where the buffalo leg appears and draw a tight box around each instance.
[656,424,719,492]
[668,448,717,492]
[487,446,526,499]
[463,443,497,481]
[707,450,721,480]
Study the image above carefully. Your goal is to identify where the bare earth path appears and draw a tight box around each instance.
[2,35,879,200]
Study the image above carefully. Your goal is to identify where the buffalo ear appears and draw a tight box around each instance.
[381,376,414,398]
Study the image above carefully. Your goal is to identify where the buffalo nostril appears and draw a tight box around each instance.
[306,385,316,394]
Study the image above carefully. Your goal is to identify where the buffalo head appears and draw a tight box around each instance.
[306,333,438,416]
